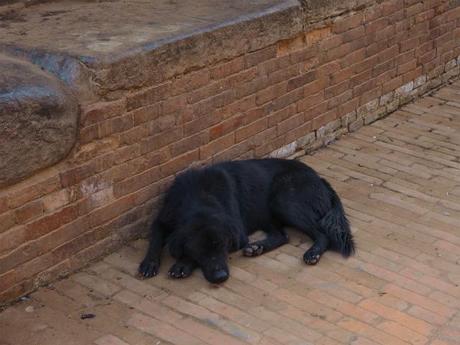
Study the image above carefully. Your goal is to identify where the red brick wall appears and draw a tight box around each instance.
[1,0,460,304]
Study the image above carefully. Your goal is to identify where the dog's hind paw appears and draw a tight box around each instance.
[303,250,321,265]
[138,260,159,279]
[243,243,264,257]
[168,262,194,279]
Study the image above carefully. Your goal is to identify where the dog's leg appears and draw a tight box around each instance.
[243,230,288,257]
[138,220,167,278]
[168,258,197,279]
[303,231,329,265]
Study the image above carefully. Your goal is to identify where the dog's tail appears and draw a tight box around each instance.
[319,178,355,257]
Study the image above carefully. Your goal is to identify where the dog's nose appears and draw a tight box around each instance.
[211,269,229,284]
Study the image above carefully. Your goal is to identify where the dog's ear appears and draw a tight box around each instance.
[168,233,184,258]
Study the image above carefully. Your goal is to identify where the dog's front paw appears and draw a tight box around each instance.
[138,259,160,279]
[303,249,321,265]
[168,262,194,279]
[243,243,264,257]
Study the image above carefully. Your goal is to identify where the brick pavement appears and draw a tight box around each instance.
[1,82,460,345]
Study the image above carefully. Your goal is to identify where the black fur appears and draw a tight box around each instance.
[138,158,354,284]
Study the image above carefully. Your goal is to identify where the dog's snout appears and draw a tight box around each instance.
[209,269,229,284]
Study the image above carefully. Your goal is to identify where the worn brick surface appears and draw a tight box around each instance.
[2,83,460,344]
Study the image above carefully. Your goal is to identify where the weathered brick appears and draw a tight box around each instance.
[375,69,397,86]
[349,70,373,89]
[170,132,209,157]
[255,83,287,106]
[326,42,354,61]
[60,161,99,188]
[81,99,126,127]
[172,69,210,96]
[333,13,364,33]
[0,196,8,215]
[342,26,365,42]
[25,205,79,241]
[352,55,380,74]
[331,67,353,85]
[114,167,160,198]
[213,139,253,163]
[246,46,277,67]
[140,127,183,155]
[209,115,243,141]
[373,60,396,77]
[254,135,286,157]
[375,25,396,42]
[110,114,134,135]
[339,97,360,116]
[277,112,305,136]
[15,200,43,224]
[298,92,325,112]
[287,71,316,92]
[402,66,423,83]
[400,36,420,52]
[365,17,389,34]
[7,176,61,208]
[160,149,200,177]
[377,45,400,64]
[304,101,328,122]
[383,76,404,94]
[118,124,150,145]
[0,225,26,257]
[313,109,337,130]
[88,194,136,229]
[79,125,99,144]
[199,133,235,160]
[126,83,170,110]
[328,90,353,109]
[236,76,270,99]
[325,80,350,98]
[304,79,328,96]
[210,57,245,79]
[236,119,268,143]
[319,35,343,51]
[267,88,304,113]
[291,50,319,66]
[354,79,377,98]
[184,113,224,136]
[360,87,382,105]
[305,27,332,46]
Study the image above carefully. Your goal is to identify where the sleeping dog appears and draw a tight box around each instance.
[138,158,354,284]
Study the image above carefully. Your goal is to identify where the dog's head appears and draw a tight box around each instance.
[168,212,242,284]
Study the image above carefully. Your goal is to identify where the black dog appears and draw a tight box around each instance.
[138,158,354,284]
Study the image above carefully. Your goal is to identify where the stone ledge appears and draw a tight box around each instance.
[0,0,375,100]
[0,0,376,187]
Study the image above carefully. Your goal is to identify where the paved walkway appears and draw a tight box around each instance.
[2,82,460,345]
